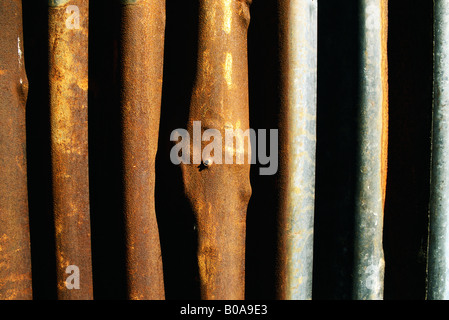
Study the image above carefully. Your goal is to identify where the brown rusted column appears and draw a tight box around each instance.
[48,0,93,299]
[119,0,166,300]
[0,0,33,300]
[181,0,252,300]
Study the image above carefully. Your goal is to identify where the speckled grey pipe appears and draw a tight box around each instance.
[353,0,388,300]
[277,0,318,300]
[428,0,449,301]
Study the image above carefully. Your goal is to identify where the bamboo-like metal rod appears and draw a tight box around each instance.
[181,0,253,299]
[119,0,166,300]
[277,0,318,300]
[48,0,93,299]
[428,0,449,301]
[0,0,33,300]
[353,0,388,300]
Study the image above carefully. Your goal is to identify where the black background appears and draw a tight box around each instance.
[20,0,433,300]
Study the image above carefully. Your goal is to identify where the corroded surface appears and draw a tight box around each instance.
[277,0,318,300]
[353,0,388,300]
[0,0,33,300]
[119,0,166,300]
[48,0,93,299]
[181,0,253,300]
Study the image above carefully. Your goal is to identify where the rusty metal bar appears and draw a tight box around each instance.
[118,0,166,300]
[353,0,388,300]
[48,0,93,299]
[428,0,449,300]
[181,0,253,300]
[277,0,317,300]
[0,0,33,300]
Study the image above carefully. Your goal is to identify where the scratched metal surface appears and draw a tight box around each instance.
[353,0,388,300]
[428,0,449,301]
[0,0,33,300]
[181,0,253,300]
[277,0,317,300]
[119,0,166,300]
[48,0,93,300]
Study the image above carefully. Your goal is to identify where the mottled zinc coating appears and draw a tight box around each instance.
[428,0,449,301]
[119,0,166,300]
[181,0,253,300]
[353,0,388,300]
[0,0,33,300]
[48,0,93,299]
[380,0,389,211]
[277,0,318,301]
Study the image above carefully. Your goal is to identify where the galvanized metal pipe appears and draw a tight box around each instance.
[48,0,93,299]
[428,0,449,300]
[353,0,388,300]
[0,0,33,300]
[119,0,166,300]
[277,0,317,301]
[181,0,253,300]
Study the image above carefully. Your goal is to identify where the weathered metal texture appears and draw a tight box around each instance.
[380,0,388,211]
[0,0,33,300]
[118,0,166,300]
[48,0,93,299]
[428,0,449,300]
[353,0,388,300]
[276,0,317,300]
[181,0,253,300]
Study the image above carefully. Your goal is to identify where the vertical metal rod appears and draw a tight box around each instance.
[119,0,166,300]
[181,0,253,299]
[353,0,388,300]
[277,0,317,300]
[48,0,93,299]
[380,0,389,220]
[0,0,33,300]
[428,0,449,300]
